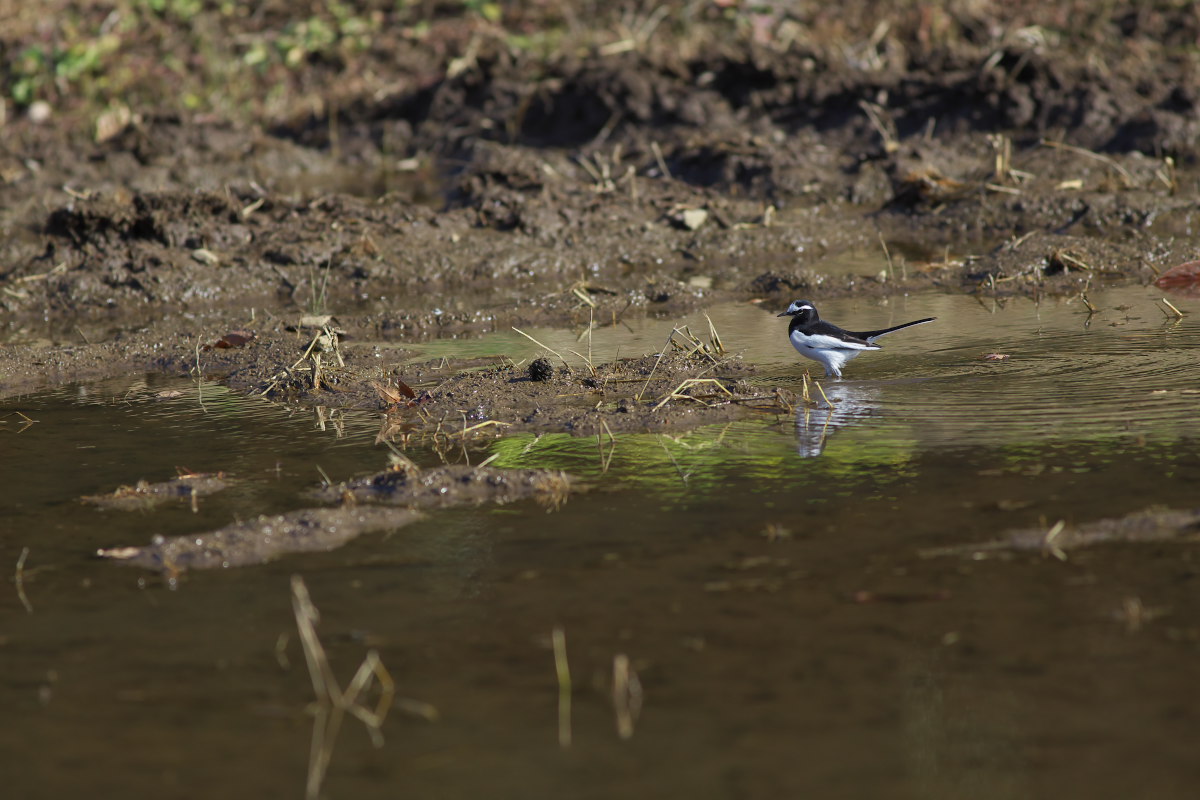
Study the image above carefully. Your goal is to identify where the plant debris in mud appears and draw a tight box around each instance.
[237,326,803,437]
[81,472,230,511]
[308,464,573,510]
[95,462,576,572]
[922,507,1200,560]
[379,350,787,437]
[97,507,423,573]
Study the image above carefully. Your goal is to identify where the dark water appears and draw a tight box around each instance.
[3,286,1200,799]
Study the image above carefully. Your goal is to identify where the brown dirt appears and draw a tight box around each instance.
[3,1,1198,427]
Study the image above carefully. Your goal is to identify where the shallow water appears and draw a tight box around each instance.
[3,285,1200,799]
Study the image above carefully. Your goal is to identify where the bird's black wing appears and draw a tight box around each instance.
[802,320,876,348]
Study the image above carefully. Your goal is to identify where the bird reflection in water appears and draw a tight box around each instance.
[794,381,880,458]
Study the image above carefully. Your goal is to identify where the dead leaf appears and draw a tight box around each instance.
[1155,260,1200,288]
[95,103,132,143]
[371,379,417,406]
[203,331,255,350]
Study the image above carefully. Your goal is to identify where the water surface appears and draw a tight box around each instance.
[2,285,1199,799]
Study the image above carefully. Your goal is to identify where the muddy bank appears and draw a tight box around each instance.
[3,1,1200,400]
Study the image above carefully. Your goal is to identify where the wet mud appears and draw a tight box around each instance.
[241,337,787,435]
[308,464,573,510]
[95,462,574,572]
[924,507,1200,559]
[97,506,423,572]
[81,471,230,512]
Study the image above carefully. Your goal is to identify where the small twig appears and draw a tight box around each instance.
[1160,298,1185,318]
[1042,139,1136,187]
[315,464,333,487]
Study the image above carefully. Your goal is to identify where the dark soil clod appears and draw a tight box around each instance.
[528,357,555,382]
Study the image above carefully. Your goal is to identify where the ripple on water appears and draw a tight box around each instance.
[773,291,1200,450]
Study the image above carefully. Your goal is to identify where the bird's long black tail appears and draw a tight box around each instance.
[857,317,936,341]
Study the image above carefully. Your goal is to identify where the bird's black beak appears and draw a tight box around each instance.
[777,310,791,317]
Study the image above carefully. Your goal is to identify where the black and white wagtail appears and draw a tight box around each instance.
[777,300,935,378]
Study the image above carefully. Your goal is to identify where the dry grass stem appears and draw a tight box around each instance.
[652,377,733,411]
[990,133,1013,184]
[291,575,396,800]
[704,312,725,355]
[858,99,899,152]
[552,626,571,749]
[1041,139,1135,187]
[597,419,617,473]
[473,452,501,471]
[1160,298,1185,318]
[14,546,32,614]
[813,380,835,408]
[612,654,643,740]
[571,284,598,307]
[1042,520,1068,561]
[657,435,691,488]
[877,231,896,281]
[512,326,570,368]
[635,328,679,400]
[650,141,671,179]
[565,349,597,377]
[1155,156,1178,194]
[454,420,513,437]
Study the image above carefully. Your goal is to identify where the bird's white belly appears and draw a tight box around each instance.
[790,331,877,377]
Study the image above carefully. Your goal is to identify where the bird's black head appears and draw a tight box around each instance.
[777,300,818,322]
